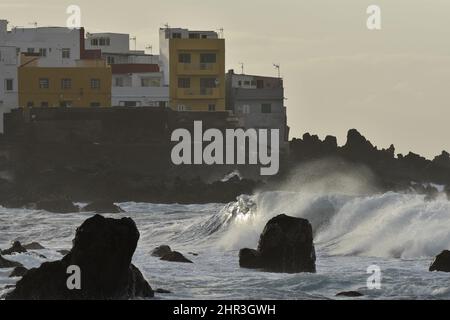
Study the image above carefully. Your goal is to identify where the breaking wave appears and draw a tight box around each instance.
[214,190,450,259]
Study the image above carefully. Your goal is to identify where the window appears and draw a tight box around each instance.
[90,102,101,107]
[238,81,242,87]
[107,56,115,64]
[60,101,72,107]
[99,38,110,46]
[141,77,160,87]
[208,104,216,112]
[39,48,47,57]
[261,103,272,114]
[200,53,216,63]
[200,78,217,88]
[115,77,124,87]
[91,38,98,46]
[172,33,182,39]
[27,48,35,54]
[257,80,264,89]
[27,102,34,107]
[242,104,250,114]
[39,78,49,89]
[119,101,140,107]
[177,105,186,111]
[244,81,251,86]
[41,102,49,107]
[178,53,191,63]
[91,79,101,89]
[178,78,190,88]
[62,48,70,59]
[61,78,72,89]
[189,33,200,39]
[5,79,13,91]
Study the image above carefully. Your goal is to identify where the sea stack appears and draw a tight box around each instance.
[6,215,153,300]
[239,214,316,273]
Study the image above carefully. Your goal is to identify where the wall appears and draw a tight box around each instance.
[169,38,225,111]
[0,46,19,132]
[18,63,112,107]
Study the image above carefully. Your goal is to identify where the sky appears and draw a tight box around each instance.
[1,0,450,158]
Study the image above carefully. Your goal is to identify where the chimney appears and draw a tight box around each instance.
[0,19,8,38]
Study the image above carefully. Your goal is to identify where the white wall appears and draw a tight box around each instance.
[85,33,129,54]
[2,26,81,67]
[0,46,18,133]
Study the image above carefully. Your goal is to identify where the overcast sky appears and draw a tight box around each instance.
[2,0,449,158]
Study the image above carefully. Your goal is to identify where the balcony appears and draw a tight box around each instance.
[177,87,221,99]
[177,63,219,75]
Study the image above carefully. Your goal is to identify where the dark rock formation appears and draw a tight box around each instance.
[336,291,364,297]
[155,288,172,294]
[34,199,79,213]
[9,266,28,278]
[0,254,23,268]
[82,200,124,214]
[239,249,262,269]
[151,245,172,258]
[429,250,450,272]
[239,214,316,273]
[58,249,70,256]
[6,215,153,300]
[2,241,27,255]
[23,242,45,250]
[161,251,193,264]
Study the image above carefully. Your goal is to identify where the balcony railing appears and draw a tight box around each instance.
[182,63,214,71]
[178,87,220,98]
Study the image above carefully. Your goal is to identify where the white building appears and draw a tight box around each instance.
[0,19,85,132]
[86,32,168,107]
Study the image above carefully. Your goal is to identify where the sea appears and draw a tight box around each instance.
[2,189,450,300]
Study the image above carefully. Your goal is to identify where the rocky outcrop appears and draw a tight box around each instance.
[9,266,28,278]
[82,200,124,214]
[0,254,23,268]
[239,214,316,273]
[1,241,27,255]
[23,242,45,250]
[151,245,172,258]
[6,215,153,300]
[34,199,79,213]
[160,251,193,264]
[429,250,450,272]
[336,291,364,297]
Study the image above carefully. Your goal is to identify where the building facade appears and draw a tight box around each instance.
[18,54,111,108]
[226,69,289,151]
[86,32,167,107]
[159,28,225,112]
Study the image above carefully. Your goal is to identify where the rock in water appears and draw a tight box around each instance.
[239,214,316,273]
[9,266,28,278]
[0,255,23,269]
[2,241,27,255]
[161,251,193,264]
[35,199,79,213]
[336,291,364,297]
[239,249,262,269]
[23,242,45,250]
[429,250,450,272]
[151,245,172,258]
[6,214,153,300]
[82,201,124,214]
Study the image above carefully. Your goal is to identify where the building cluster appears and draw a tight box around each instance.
[0,19,288,148]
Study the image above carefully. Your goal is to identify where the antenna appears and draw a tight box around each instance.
[239,62,244,74]
[29,22,38,28]
[217,28,224,38]
[273,63,281,78]
[145,45,153,55]
[130,36,137,51]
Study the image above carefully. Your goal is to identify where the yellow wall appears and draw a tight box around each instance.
[169,38,225,111]
[18,64,112,108]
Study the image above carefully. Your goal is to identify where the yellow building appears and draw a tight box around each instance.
[160,28,225,112]
[18,54,111,108]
